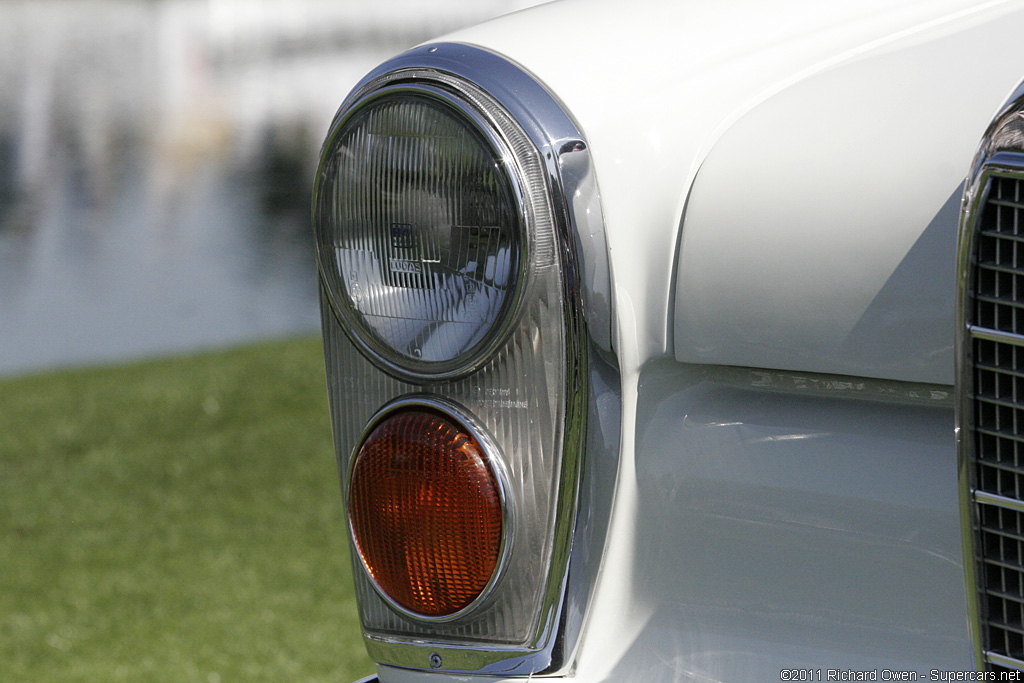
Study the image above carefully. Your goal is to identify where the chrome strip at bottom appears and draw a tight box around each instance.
[986,651,1024,671]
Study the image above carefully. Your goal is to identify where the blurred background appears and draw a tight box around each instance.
[0,0,546,377]
[0,1,547,681]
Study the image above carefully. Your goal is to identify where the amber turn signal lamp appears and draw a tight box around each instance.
[348,404,506,619]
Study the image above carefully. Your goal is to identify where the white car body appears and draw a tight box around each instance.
[315,0,1024,680]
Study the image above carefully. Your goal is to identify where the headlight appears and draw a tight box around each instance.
[315,83,533,380]
[314,43,617,676]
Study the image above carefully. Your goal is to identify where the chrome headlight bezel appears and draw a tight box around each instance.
[314,67,559,383]
[314,42,619,677]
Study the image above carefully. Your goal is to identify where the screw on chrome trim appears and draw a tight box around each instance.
[429,653,443,669]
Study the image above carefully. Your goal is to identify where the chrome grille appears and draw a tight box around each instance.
[978,502,1024,656]
[968,173,1024,672]
[975,177,1024,332]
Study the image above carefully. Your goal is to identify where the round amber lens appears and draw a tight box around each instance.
[349,407,504,618]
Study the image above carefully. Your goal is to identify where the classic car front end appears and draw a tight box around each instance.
[312,0,1024,680]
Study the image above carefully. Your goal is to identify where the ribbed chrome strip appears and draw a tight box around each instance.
[978,490,1024,515]
[971,326,1024,347]
[985,651,1024,671]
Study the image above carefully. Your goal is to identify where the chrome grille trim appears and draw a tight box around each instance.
[977,491,1024,517]
[963,172,1024,668]
[958,79,1024,673]
[985,651,1024,671]
[972,326,1024,347]
[989,197,1024,211]
[979,227,1024,239]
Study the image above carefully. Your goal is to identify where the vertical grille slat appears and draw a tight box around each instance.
[968,174,1024,672]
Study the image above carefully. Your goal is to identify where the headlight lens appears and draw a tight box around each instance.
[315,87,526,380]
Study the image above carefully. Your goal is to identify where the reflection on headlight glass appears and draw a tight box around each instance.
[320,93,523,372]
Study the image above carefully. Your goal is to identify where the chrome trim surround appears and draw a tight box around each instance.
[347,395,516,624]
[314,43,620,676]
[313,81,535,383]
[956,78,1024,673]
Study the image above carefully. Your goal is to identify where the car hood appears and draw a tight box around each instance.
[443,0,1024,384]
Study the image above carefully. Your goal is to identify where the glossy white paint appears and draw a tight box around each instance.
[674,11,1024,385]
[444,0,1024,375]
[347,1,1024,680]
[624,362,969,679]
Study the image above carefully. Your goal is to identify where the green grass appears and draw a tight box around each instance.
[0,337,374,682]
